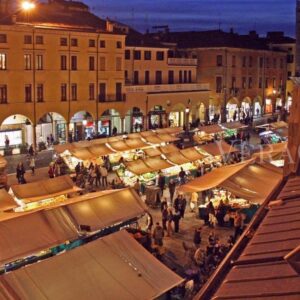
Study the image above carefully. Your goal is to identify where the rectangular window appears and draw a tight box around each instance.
[273,77,276,88]
[156,71,162,84]
[231,76,236,88]
[145,71,150,84]
[99,83,106,102]
[248,77,253,89]
[37,84,44,102]
[265,77,269,88]
[179,70,183,83]
[259,57,264,68]
[61,55,67,70]
[89,83,95,100]
[188,70,192,83]
[0,53,7,70]
[134,50,141,60]
[89,39,95,47]
[71,83,77,101]
[184,70,187,83]
[156,51,164,61]
[61,84,67,101]
[242,77,247,89]
[71,56,77,70]
[71,38,78,47]
[25,84,32,102]
[273,58,277,68]
[266,58,270,68]
[24,54,31,70]
[99,40,106,48]
[232,55,236,67]
[249,56,253,68]
[36,55,43,70]
[168,70,174,84]
[134,71,139,85]
[242,56,246,67]
[116,57,122,71]
[89,56,95,71]
[60,37,68,46]
[24,35,32,44]
[0,34,7,43]
[259,77,262,88]
[99,57,106,71]
[216,55,223,67]
[125,50,131,60]
[35,36,44,45]
[116,83,122,101]
[0,84,7,104]
[116,41,122,49]
[216,76,222,93]
[144,51,151,60]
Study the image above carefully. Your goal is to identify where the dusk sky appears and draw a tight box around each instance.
[85,0,295,36]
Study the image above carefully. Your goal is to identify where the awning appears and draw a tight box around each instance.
[222,121,249,130]
[156,127,182,134]
[158,134,179,142]
[62,188,148,232]
[109,140,132,152]
[127,132,142,139]
[144,135,164,145]
[0,230,183,300]
[165,152,190,165]
[252,142,287,160]
[0,210,77,265]
[10,175,80,203]
[140,131,156,137]
[125,138,148,149]
[197,124,223,134]
[70,148,94,160]
[144,156,173,172]
[180,147,206,161]
[108,136,124,143]
[144,147,162,157]
[160,144,179,154]
[54,143,75,154]
[125,160,154,175]
[0,189,18,212]
[270,121,288,130]
[200,140,237,156]
[179,160,253,193]
[88,144,115,156]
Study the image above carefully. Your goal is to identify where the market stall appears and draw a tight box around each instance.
[9,176,81,211]
[221,121,249,139]
[199,140,237,157]
[159,143,180,154]
[256,121,288,144]
[193,124,224,144]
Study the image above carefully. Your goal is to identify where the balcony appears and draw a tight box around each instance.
[167,58,198,66]
[124,83,209,94]
[98,94,126,102]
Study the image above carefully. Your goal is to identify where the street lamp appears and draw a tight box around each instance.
[21,1,36,11]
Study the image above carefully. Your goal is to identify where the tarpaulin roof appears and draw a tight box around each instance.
[144,135,164,144]
[159,144,179,154]
[252,142,287,161]
[165,152,190,165]
[180,147,206,161]
[10,176,80,203]
[197,124,224,134]
[127,132,142,139]
[179,160,253,193]
[125,138,148,149]
[158,134,179,142]
[144,147,162,157]
[109,140,132,152]
[156,127,182,134]
[0,189,17,212]
[144,157,173,172]
[0,210,77,265]
[140,130,156,137]
[88,144,115,156]
[61,188,148,232]
[221,121,248,130]
[70,148,94,160]
[200,141,237,156]
[125,160,154,175]
[0,230,183,300]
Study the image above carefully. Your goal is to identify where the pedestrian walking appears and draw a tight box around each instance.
[28,144,34,157]
[166,207,174,237]
[29,156,35,175]
[190,191,198,212]
[178,167,186,184]
[133,178,141,195]
[162,207,168,231]
[48,164,55,179]
[95,165,101,187]
[100,165,108,187]
[16,162,26,184]
[168,179,176,204]
[153,222,164,246]
[158,172,165,197]
[173,209,181,233]
[193,227,202,248]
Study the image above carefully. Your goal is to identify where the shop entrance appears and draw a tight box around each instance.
[100,109,122,136]
[70,111,94,141]
[125,107,144,133]
[148,106,166,129]
[226,98,239,122]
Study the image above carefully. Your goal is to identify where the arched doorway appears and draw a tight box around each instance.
[70,111,94,141]
[209,97,220,122]
[148,105,166,129]
[253,96,262,116]
[99,109,122,136]
[241,97,252,118]
[226,98,239,121]
[36,112,66,145]
[169,103,185,127]
[265,98,273,114]
[125,107,144,133]
[0,114,32,151]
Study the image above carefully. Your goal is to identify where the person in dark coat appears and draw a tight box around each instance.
[161,207,168,231]
[216,200,227,227]
[178,194,187,218]
[168,179,176,204]
[173,209,181,233]
[193,227,202,248]
[158,172,166,197]
[16,162,26,184]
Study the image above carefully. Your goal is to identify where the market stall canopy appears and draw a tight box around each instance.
[70,148,95,160]
[252,142,287,160]
[221,121,248,130]
[156,127,183,134]
[180,147,207,161]
[270,121,288,130]
[158,134,179,142]
[62,188,148,232]
[53,143,75,154]
[144,135,164,145]
[0,210,78,265]
[125,138,148,149]
[0,230,183,300]
[0,155,7,171]
[140,130,156,137]
[144,156,173,172]
[199,141,237,156]
[221,162,282,204]
[165,152,190,165]
[144,147,162,157]
[0,189,18,212]
[160,144,179,154]
[10,176,80,204]
[125,160,154,175]
[197,124,224,134]
[127,132,142,139]
[88,144,115,156]
[109,140,132,152]
[179,160,253,193]
[107,136,124,143]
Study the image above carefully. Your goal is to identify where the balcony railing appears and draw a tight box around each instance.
[99,94,126,102]
[167,58,198,66]
[124,83,210,94]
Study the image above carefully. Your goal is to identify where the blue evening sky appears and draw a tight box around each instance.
[85,0,295,36]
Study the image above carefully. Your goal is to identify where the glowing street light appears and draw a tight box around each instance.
[21,1,36,12]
